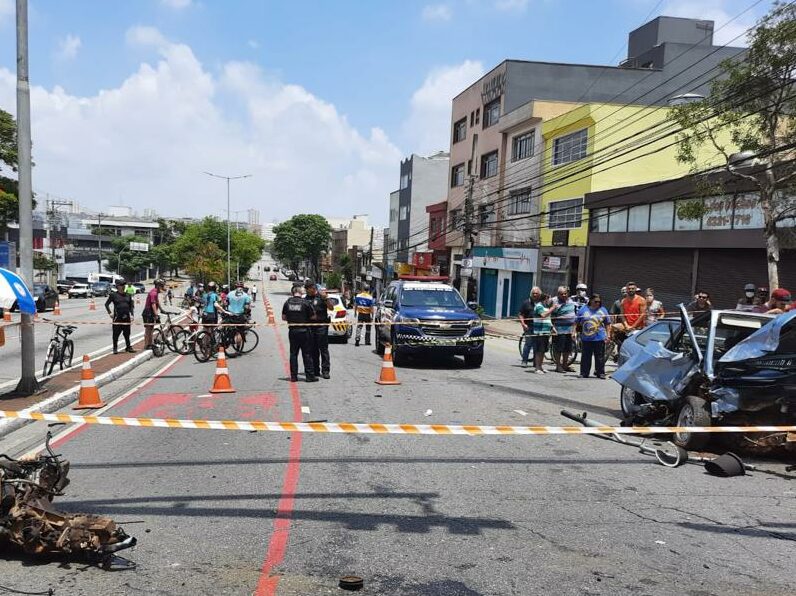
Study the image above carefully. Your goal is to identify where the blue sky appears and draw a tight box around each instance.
[0,0,772,223]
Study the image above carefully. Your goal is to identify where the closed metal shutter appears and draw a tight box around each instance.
[591,247,694,310]
[696,249,768,309]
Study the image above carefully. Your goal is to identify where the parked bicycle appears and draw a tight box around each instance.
[193,313,258,362]
[150,310,188,357]
[43,322,76,376]
[517,333,579,367]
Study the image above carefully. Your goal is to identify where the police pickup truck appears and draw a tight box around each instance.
[375,276,484,367]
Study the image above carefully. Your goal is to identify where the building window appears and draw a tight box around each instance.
[479,204,496,225]
[483,98,500,128]
[449,209,461,230]
[627,204,649,232]
[590,208,608,232]
[480,150,498,179]
[608,207,628,232]
[399,205,408,221]
[470,111,474,127]
[508,188,532,215]
[548,198,583,229]
[451,163,465,187]
[475,108,480,125]
[674,199,701,230]
[400,173,410,189]
[552,128,588,166]
[453,118,467,143]
[512,131,534,161]
[649,201,674,231]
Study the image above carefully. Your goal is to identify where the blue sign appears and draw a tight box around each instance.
[0,242,13,270]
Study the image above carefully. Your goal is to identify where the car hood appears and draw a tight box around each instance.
[397,306,478,321]
[719,310,796,363]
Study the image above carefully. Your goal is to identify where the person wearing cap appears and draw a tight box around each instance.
[353,283,374,347]
[736,283,758,312]
[143,278,166,349]
[105,279,135,354]
[755,288,792,314]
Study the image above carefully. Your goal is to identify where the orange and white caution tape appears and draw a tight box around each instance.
[0,410,793,435]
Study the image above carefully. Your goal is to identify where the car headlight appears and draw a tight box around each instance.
[468,319,483,328]
[399,317,420,325]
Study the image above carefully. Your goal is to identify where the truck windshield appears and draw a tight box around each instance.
[401,289,465,308]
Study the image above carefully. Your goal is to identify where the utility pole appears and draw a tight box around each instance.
[96,211,104,273]
[46,197,72,285]
[204,172,252,287]
[460,175,475,301]
[15,0,38,395]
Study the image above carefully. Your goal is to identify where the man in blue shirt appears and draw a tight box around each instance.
[227,281,252,316]
[202,281,221,326]
[551,286,577,373]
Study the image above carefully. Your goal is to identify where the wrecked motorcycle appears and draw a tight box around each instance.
[0,431,135,567]
[614,307,796,451]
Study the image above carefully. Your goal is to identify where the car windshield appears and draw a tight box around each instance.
[326,297,340,307]
[33,284,47,293]
[400,288,465,308]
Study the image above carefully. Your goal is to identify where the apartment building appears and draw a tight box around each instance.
[444,16,744,318]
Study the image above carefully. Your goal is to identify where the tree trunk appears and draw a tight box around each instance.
[759,187,780,290]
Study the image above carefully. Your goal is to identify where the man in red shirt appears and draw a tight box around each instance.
[620,281,647,331]
[142,279,165,349]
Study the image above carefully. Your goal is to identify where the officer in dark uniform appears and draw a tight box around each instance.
[304,280,331,379]
[282,284,318,382]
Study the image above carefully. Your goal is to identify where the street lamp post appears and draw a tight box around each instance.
[204,172,252,287]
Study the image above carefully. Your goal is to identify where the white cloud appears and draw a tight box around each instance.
[126,25,169,49]
[422,3,453,22]
[494,0,530,12]
[402,60,485,156]
[160,0,192,9]
[662,0,755,45]
[0,0,13,23]
[55,34,82,61]
[0,27,402,224]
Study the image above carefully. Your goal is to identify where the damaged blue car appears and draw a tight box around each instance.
[613,306,796,450]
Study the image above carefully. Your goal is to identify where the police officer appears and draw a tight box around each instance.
[354,283,374,347]
[304,280,331,379]
[282,284,318,382]
[105,278,136,354]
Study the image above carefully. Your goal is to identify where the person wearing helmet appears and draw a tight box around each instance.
[736,283,758,312]
[143,279,166,349]
[573,283,589,307]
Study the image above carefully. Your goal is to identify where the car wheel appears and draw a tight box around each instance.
[620,385,644,417]
[464,351,484,368]
[673,395,711,450]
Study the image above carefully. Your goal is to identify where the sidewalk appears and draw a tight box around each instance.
[483,318,522,339]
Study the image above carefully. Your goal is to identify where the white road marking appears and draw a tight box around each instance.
[513,409,528,417]
[197,394,212,398]
[301,406,311,414]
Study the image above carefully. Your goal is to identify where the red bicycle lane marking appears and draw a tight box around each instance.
[255,307,303,596]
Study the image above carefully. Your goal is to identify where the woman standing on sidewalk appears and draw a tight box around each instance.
[577,294,609,379]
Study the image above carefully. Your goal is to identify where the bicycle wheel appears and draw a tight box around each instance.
[167,325,186,353]
[43,342,57,377]
[193,330,215,362]
[235,327,259,354]
[151,329,166,357]
[175,329,194,355]
[61,339,74,370]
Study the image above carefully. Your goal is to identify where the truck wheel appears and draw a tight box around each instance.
[673,395,711,450]
[464,352,484,368]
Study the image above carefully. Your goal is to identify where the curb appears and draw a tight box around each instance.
[0,348,155,439]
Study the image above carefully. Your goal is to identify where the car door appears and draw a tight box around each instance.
[378,285,398,342]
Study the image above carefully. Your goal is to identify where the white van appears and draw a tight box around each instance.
[87,273,125,286]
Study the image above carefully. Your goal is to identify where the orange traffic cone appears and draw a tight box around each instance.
[88,298,96,311]
[375,344,401,385]
[53,302,62,316]
[267,308,276,326]
[209,347,235,393]
[74,355,105,409]
[2,310,10,322]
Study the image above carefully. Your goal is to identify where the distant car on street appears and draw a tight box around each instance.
[91,281,111,297]
[68,283,94,299]
[56,279,76,294]
[132,283,146,294]
[269,273,278,281]
[326,293,352,342]
[10,284,60,312]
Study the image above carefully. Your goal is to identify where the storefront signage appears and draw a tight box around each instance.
[542,255,563,271]
[472,248,537,272]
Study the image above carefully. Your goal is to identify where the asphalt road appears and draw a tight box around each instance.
[0,278,793,596]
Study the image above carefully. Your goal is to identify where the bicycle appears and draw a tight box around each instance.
[193,312,254,362]
[150,310,188,357]
[43,322,76,376]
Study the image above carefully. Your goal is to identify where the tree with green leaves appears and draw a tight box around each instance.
[668,1,796,289]
[103,236,153,279]
[185,242,225,284]
[0,110,37,241]
[33,252,57,273]
[272,215,332,281]
[337,252,354,287]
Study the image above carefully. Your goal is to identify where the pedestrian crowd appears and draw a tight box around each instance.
[518,280,792,378]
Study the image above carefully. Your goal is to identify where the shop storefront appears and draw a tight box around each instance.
[472,247,538,318]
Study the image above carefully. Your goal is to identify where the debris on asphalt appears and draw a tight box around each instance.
[0,432,136,567]
[424,409,433,416]
[704,452,748,477]
[339,575,364,591]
